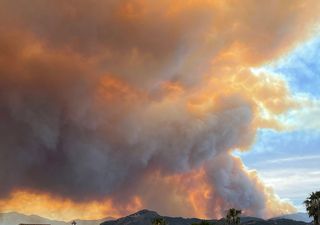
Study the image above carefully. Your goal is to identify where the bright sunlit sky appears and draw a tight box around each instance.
[237,35,320,212]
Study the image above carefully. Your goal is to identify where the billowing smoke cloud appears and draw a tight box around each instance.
[0,0,319,221]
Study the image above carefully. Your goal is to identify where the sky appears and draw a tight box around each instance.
[0,0,320,222]
[237,35,320,212]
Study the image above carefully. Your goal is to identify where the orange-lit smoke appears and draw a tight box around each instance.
[0,191,142,221]
[0,0,319,222]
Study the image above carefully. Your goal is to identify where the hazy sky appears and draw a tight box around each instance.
[237,36,320,212]
[0,0,319,221]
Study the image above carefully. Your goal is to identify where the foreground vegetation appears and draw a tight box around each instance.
[304,191,320,225]
[148,190,320,225]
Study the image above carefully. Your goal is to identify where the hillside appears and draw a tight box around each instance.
[270,212,312,223]
[100,210,220,225]
[0,210,312,225]
[0,212,111,225]
[100,210,311,225]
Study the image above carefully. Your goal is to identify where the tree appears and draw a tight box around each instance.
[225,208,241,225]
[191,221,211,225]
[152,217,167,225]
[304,191,320,225]
[198,221,211,225]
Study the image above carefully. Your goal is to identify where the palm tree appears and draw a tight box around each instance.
[152,217,167,225]
[304,191,320,225]
[225,208,241,225]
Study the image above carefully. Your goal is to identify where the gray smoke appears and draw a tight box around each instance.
[0,0,318,218]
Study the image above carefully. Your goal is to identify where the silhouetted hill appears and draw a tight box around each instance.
[100,210,311,225]
[0,212,66,225]
[242,218,310,225]
[100,210,220,225]
[0,212,112,225]
[239,216,264,223]
[270,212,311,223]
[0,210,312,225]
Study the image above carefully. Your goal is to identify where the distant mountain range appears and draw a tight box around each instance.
[0,210,312,225]
[0,212,112,225]
[270,212,312,223]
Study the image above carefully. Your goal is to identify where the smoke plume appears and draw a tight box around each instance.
[0,0,319,221]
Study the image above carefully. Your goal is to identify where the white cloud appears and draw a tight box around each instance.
[257,168,320,212]
[262,155,320,164]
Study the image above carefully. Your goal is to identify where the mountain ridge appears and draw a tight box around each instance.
[0,210,312,225]
[270,212,311,223]
[100,209,311,225]
[0,211,111,225]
